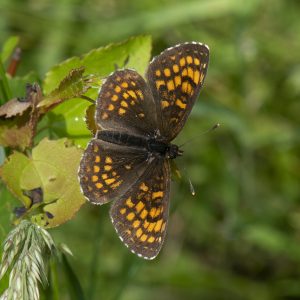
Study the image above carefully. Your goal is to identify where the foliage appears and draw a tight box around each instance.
[0,0,300,299]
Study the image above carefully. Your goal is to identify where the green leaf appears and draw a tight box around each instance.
[1,36,19,64]
[47,99,92,148]
[43,35,152,94]
[1,138,86,228]
[0,151,32,208]
[26,138,86,228]
[38,67,88,111]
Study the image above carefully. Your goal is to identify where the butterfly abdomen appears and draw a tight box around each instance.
[97,130,181,159]
[97,130,147,148]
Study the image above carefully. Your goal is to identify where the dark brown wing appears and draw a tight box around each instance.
[110,158,170,259]
[146,42,209,141]
[96,69,158,136]
[78,138,149,205]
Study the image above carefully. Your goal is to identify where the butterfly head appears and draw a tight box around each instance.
[167,144,183,159]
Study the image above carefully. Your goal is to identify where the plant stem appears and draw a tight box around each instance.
[0,60,12,104]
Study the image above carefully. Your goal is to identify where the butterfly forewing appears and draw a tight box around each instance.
[110,159,170,259]
[147,43,209,141]
[96,69,158,136]
[78,139,149,204]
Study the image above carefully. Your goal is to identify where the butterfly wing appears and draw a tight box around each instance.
[146,42,209,141]
[78,138,149,205]
[110,158,170,259]
[96,69,158,136]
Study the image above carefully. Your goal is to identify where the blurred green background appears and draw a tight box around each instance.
[1,0,300,299]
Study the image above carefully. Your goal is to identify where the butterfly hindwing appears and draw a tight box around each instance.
[147,42,209,141]
[96,69,158,136]
[110,158,170,259]
[78,138,149,204]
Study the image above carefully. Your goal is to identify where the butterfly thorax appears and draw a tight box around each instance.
[97,130,182,159]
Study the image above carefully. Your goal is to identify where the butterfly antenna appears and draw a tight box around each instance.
[188,177,195,196]
[183,167,196,196]
[179,123,220,148]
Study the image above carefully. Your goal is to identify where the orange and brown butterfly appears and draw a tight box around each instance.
[78,42,209,259]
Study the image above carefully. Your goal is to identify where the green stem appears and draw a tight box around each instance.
[87,209,105,300]
[111,258,142,300]
[0,60,12,104]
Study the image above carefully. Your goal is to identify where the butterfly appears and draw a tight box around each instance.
[78,42,209,259]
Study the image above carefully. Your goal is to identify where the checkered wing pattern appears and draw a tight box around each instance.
[79,139,149,205]
[147,43,209,141]
[96,69,158,136]
[110,159,170,259]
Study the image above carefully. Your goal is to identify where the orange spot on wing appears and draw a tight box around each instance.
[136,228,143,238]
[173,64,179,73]
[187,67,193,79]
[164,68,171,77]
[121,82,128,88]
[154,219,163,232]
[140,209,148,219]
[150,208,157,218]
[161,100,169,108]
[121,101,128,108]
[95,182,103,189]
[186,55,193,64]
[136,90,144,100]
[111,95,118,101]
[104,165,112,171]
[167,80,175,91]
[156,80,165,89]
[140,182,149,191]
[118,108,126,115]
[147,222,156,232]
[128,90,137,99]
[140,234,148,242]
[105,157,112,164]
[126,212,135,221]
[133,220,141,228]
[114,86,121,93]
[94,166,100,173]
[105,178,115,185]
[152,191,163,199]
[176,99,187,109]
[126,197,134,208]
[108,104,114,111]
[135,201,145,213]
[194,70,200,84]
[148,236,155,243]
[101,112,108,120]
[92,175,98,182]
[174,75,181,87]
[111,180,122,189]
